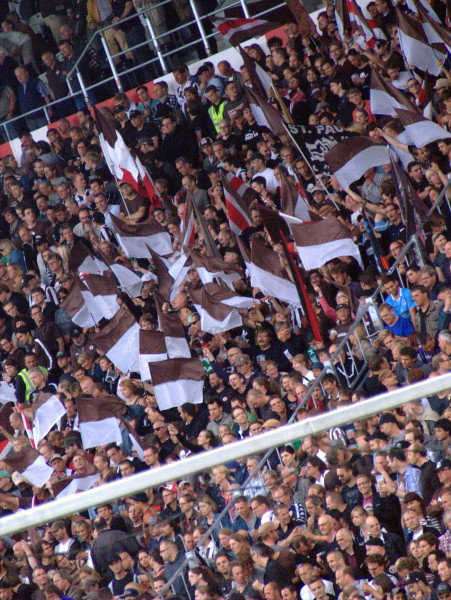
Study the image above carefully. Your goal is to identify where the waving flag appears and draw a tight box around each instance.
[396,8,446,76]
[93,106,156,201]
[250,237,300,306]
[89,306,140,374]
[370,68,419,116]
[3,447,53,488]
[221,172,254,235]
[324,136,390,189]
[30,392,66,445]
[213,16,277,46]
[395,108,451,148]
[149,358,204,411]
[110,214,172,258]
[292,218,363,270]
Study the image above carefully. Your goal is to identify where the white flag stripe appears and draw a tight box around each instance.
[164,336,191,359]
[193,303,243,334]
[80,417,123,449]
[77,255,107,276]
[0,382,17,404]
[296,238,363,270]
[116,232,172,258]
[250,264,300,307]
[110,264,143,298]
[332,145,390,189]
[196,266,240,290]
[106,322,140,374]
[398,29,446,76]
[32,396,66,444]
[139,352,168,381]
[93,294,120,320]
[56,474,101,499]
[72,304,101,328]
[80,291,114,323]
[153,379,203,411]
[370,89,409,117]
[403,120,451,147]
[22,455,54,488]
[221,296,255,309]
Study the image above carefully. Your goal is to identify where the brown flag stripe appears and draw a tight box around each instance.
[291,217,353,247]
[110,214,167,237]
[139,329,167,355]
[250,237,290,279]
[370,69,419,113]
[76,395,127,422]
[88,305,137,353]
[149,358,205,386]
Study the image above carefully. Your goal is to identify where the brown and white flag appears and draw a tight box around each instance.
[148,358,204,411]
[147,245,174,301]
[139,329,168,381]
[396,8,446,76]
[413,0,451,51]
[188,282,250,334]
[110,214,172,258]
[285,0,317,38]
[324,136,390,189]
[279,171,311,221]
[370,68,419,117]
[157,307,191,360]
[213,16,278,47]
[291,217,363,270]
[89,306,140,374]
[30,392,66,445]
[3,447,53,488]
[221,172,254,236]
[245,86,287,138]
[82,272,120,321]
[68,242,107,276]
[250,237,300,307]
[77,395,126,449]
[187,247,242,289]
[52,473,101,499]
[60,276,103,328]
[395,108,451,148]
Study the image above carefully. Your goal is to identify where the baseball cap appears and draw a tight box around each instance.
[436,458,451,472]
[314,101,329,114]
[437,583,451,595]
[136,136,153,147]
[34,235,46,246]
[235,354,251,366]
[262,419,281,430]
[405,571,427,585]
[311,362,324,370]
[311,186,324,194]
[379,413,398,426]
[81,577,99,590]
[258,522,278,538]
[112,105,125,114]
[159,484,177,494]
[107,553,122,564]
[128,492,149,503]
[434,78,450,90]
[336,304,351,311]
[129,110,142,119]
[0,470,11,479]
[56,350,69,359]
[50,454,63,462]
[199,137,213,148]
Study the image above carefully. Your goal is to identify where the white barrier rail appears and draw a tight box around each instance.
[0,373,450,536]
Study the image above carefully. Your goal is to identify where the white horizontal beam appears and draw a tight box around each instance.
[1,373,450,536]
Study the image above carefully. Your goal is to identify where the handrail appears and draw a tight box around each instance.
[1,373,450,537]
[1,0,288,140]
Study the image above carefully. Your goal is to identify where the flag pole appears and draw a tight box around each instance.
[112,173,135,224]
[279,231,322,342]
[271,85,294,125]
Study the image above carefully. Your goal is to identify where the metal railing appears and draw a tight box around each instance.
[0,373,450,538]
[1,0,287,141]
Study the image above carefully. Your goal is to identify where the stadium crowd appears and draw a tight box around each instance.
[0,1,450,600]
